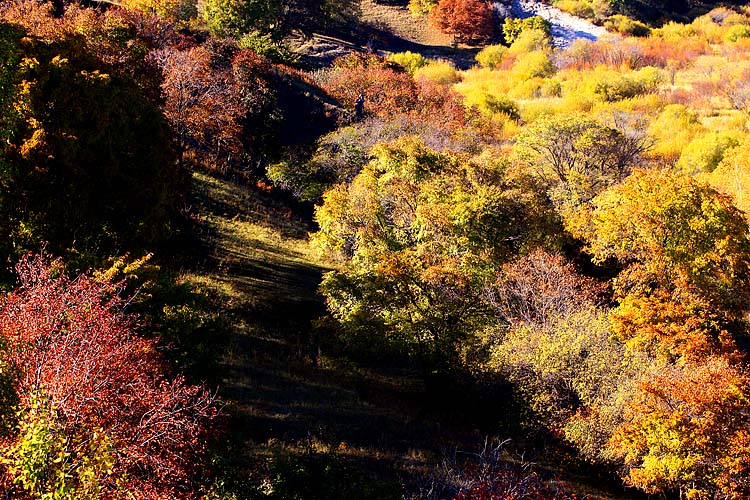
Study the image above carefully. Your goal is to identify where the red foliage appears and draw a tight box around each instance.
[153,44,247,172]
[430,0,495,45]
[323,53,418,117]
[414,77,471,130]
[0,254,217,499]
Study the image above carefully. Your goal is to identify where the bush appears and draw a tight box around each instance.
[678,131,742,174]
[321,54,418,116]
[0,254,217,498]
[503,16,551,45]
[408,440,582,500]
[0,22,183,261]
[414,60,461,84]
[555,0,594,19]
[604,14,651,37]
[238,31,299,65]
[408,0,439,16]
[389,51,429,74]
[507,28,552,55]
[724,23,750,42]
[475,44,508,69]
[512,51,556,80]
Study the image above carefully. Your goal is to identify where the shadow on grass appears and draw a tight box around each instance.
[188,172,640,500]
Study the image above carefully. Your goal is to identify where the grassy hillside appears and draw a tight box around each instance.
[180,172,642,499]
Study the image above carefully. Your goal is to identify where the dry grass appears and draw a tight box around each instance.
[358,0,452,47]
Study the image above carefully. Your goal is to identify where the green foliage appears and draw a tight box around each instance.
[315,137,557,372]
[677,131,742,174]
[590,66,663,102]
[238,31,299,65]
[503,17,552,45]
[493,307,624,428]
[409,0,439,16]
[4,394,116,499]
[94,254,231,383]
[480,94,520,119]
[507,28,553,56]
[203,0,280,37]
[268,125,371,201]
[475,44,508,70]
[388,51,428,75]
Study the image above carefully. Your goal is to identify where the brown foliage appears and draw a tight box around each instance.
[484,250,604,328]
[153,44,246,171]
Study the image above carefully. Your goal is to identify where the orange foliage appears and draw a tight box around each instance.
[610,356,750,498]
[559,37,708,71]
[429,0,495,45]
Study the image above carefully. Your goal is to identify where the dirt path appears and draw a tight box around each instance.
[292,0,481,69]
[508,0,608,48]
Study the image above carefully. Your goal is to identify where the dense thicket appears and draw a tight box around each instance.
[0,18,182,261]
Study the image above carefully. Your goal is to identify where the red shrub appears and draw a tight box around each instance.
[323,54,418,117]
[0,254,217,499]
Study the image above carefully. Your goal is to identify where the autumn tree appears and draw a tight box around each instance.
[515,115,648,210]
[0,254,217,499]
[570,168,750,361]
[314,138,557,377]
[320,53,419,118]
[153,44,247,172]
[0,20,182,260]
[609,357,750,498]
[430,0,496,45]
[484,250,603,329]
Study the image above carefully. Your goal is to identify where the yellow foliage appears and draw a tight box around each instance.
[648,104,705,162]
[413,60,460,85]
[511,50,555,81]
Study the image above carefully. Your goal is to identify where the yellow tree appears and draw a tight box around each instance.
[314,137,557,376]
[570,168,750,362]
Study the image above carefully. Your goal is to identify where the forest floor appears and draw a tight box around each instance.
[183,172,642,499]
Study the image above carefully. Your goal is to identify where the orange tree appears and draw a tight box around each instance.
[430,0,496,45]
[563,168,750,497]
